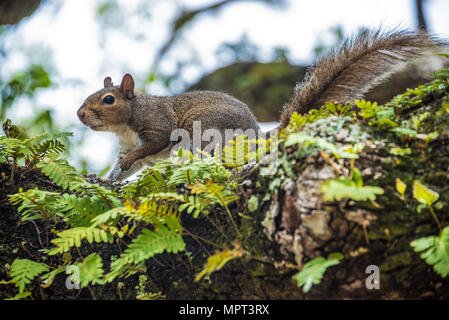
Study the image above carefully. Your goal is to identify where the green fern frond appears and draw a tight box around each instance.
[222,135,250,168]
[74,253,105,287]
[41,265,68,288]
[123,193,183,224]
[136,292,166,300]
[26,138,66,158]
[0,136,27,161]
[5,291,32,300]
[61,194,109,226]
[411,226,449,277]
[293,253,343,293]
[284,102,354,135]
[49,227,115,255]
[9,189,115,225]
[179,195,211,218]
[152,148,231,187]
[189,181,239,207]
[91,207,127,226]
[20,132,48,147]
[106,216,185,280]
[36,157,86,190]
[0,130,72,166]
[221,135,269,169]
[195,243,245,281]
[123,168,169,197]
[8,189,66,222]
[9,259,50,293]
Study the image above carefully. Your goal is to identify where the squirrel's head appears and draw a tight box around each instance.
[77,73,135,131]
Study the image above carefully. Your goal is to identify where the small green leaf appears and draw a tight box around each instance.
[195,243,245,282]
[5,291,32,300]
[9,259,50,293]
[443,102,449,115]
[389,147,411,156]
[391,127,418,137]
[351,168,363,188]
[413,180,439,206]
[247,195,259,213]
[437,53,449,59]
[74,253,105,287]
[320,177,383,202]
[395,178,407,196]
[293,253,343,293]
[411,226,449,277]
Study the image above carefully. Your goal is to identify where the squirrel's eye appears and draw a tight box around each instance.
[103,95,115,104]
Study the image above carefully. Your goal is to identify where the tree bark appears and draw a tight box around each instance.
[0,0,42,26]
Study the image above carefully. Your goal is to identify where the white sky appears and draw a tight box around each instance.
[2,0,449,175]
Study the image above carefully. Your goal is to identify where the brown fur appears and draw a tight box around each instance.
[77,74,260,180]
[279,29,441,127]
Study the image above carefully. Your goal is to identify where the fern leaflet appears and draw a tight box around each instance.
[9,259,50,293]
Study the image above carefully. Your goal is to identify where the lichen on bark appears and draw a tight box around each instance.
[242,65,449,298]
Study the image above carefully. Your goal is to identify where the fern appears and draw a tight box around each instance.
[9,190,116,225]
[178,181,239,219]
[106,216,185,280]
[179,195,211,218]
[91,207,127,227]
[320,174,384,202]
[123,168,169,197]
[36,157,86,190]
[41,265,67,288]
[123,148,232,203]
[283,102,354,135]
[123,194,183,224]
[0,125,71,167]
[9,259,50,293]
[61,194,106,226]
[189,181,239,208]
[195,243,245,281]
[411,226,449,277]
[136,292,166,300]
[24,133,70,162]
[74,253,105,287]
[48,227,117,255]
[293,253,343,293]
[153,148,231,187]
[5,291,32,300]
[60,190,121,226]
[8,189,64,222]
[1,123,247,296]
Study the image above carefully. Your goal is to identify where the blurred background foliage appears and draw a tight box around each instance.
[0,0,445,176]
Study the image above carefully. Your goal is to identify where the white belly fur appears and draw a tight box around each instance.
[115,124,172,166]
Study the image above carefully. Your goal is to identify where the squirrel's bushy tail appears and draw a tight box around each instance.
[279,29,441,128]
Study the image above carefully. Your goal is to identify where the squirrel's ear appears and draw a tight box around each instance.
[104,76,113,88]
[120,73,135,99]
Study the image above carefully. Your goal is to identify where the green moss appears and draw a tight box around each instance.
[381,251,413,272]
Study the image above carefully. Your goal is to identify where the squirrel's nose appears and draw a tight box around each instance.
[77,108,86,121]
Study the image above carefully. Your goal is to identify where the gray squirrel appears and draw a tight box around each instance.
[77,29,440,181]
